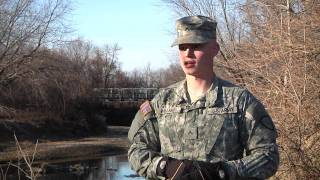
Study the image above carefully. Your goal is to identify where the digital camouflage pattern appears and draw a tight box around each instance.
[128,76,279,180]
[171,15,217,47]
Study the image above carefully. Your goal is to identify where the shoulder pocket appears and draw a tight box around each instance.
[245,101,275,131]
[128,110,156,141]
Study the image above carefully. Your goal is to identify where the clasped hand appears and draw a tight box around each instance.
[157,157,229,180]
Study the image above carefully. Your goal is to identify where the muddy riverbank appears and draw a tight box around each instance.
[0,126,130,163]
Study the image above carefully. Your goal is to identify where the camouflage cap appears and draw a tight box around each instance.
[171,15,217,47]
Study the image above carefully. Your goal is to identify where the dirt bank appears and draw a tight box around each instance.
[0,126,130,163]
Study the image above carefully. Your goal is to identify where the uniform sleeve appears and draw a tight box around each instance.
[227,90,280,180]
[127,110,163,179]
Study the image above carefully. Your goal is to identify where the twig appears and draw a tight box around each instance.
[13,133,39,180]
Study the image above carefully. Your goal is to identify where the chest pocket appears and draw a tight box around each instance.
[158,106,183,155]
[202,106,239,157]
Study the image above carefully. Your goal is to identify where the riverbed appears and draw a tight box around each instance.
[3,154,144,180]
[0,126,143,180]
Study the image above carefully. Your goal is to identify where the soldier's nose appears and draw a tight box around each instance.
[186,48,194,57]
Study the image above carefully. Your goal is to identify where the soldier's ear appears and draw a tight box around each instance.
[212,42,220,56]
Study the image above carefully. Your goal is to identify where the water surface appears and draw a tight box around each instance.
[4,155,144,180]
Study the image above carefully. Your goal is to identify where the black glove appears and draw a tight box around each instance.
[156,157,229,180]
[193,161,229,180]
[156,157,194,179]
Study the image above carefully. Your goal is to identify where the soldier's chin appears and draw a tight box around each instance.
[183,69,197,76]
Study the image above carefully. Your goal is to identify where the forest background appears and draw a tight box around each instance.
[0,0,319,179]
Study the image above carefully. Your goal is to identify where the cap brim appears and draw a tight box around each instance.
[171,36,211,47]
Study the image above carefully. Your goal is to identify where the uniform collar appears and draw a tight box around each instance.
[205,76,221,107]
[173,76,221,107]
[173,79,188,105]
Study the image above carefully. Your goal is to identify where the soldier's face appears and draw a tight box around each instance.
[178,40,219,77]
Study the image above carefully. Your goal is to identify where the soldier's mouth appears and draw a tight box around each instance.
[184,61,196,68]
[184,61,195,65]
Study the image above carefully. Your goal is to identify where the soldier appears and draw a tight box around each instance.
[128,15,279,180]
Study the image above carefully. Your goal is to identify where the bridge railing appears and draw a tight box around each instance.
[94,88,159,102]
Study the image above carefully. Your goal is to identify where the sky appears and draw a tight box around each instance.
[71,0,178,71]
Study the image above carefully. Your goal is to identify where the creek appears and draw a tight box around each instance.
[3,154,144,180]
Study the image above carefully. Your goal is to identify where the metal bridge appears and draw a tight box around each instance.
[94,88,159,105]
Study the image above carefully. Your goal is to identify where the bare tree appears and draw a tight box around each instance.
[62,38,92,66]
[60,38,93,93]
[238,1,320,178]
[0,0,72,87]
[103,44,121,88]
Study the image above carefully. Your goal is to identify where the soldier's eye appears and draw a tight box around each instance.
[178,44,202,51]
[179,45,188,51]
[192,44,202,50]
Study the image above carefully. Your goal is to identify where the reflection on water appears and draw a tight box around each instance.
[78,155,144,180]
[4,155,144,180]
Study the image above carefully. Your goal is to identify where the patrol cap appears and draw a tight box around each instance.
[171,15,217,47]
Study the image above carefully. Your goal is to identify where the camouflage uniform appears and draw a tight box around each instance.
[128,76,279,179]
